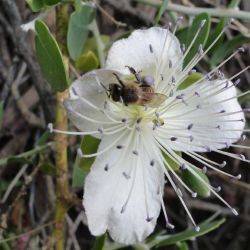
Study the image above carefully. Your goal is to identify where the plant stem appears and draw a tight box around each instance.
[135,0,250,20]
[0,143,52,167]
[53,4,70,250]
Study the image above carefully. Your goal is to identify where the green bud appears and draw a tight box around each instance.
[181,166,211,198]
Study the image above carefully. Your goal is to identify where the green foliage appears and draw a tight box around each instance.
[93,234,107,250]
[75,50,99,72]
[184,13,211,67]
[152,216,225,248]
[67,4,95,60]
[176,242,189,250]
[26,0,45,12]
[154,0,169,24]
[177,73,204,90]
[163,151,181,171]
[40,162,56,175]
[26,0,61,12]
[101,214,224,249]
[181,166,210,198]
[210,34,250,66]
[72,135,100,187]
[44,0,61,5]
[75,35,110,72]
[35,20,68,92]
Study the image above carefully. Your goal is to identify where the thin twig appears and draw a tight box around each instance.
[11,62,45,128]
[95,2,127,27]
[135,0,250,21]
[0,221,56,244]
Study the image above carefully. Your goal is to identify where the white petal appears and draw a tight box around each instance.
[106,27,183,79]
[65,69,124,133]
[158,80,245,152]
[83,130,164,244]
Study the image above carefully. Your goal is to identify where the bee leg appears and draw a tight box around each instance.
[125,65,142,84]
[113,73,125,87]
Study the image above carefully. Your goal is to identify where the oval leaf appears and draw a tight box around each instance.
[177,73,204,91]
[67,5,95,60]
[184,13,211,67]
[210,34,250,66]
[75,50,99,72]
[35,20,68,92]
[26,0,45,12]
[72,135,100,187]
[181,166,210,198]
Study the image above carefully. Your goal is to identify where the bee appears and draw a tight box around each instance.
[103,66,167,108]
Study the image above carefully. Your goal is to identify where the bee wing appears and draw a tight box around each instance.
[139,92,167,108]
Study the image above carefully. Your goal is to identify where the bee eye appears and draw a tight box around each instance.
[142,75,155,86]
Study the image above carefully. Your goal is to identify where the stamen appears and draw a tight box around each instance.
[104,164,109,171]
[122,172,131,179]
[150,159,155,166]
[132,150,139,155]
[78,131,127,158]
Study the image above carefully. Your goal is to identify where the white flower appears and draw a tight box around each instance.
[50,26,249,244]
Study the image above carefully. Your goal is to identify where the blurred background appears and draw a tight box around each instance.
[0,0,250,249]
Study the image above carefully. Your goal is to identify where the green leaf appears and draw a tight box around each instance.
[72,156,85,187]
[36,131,51,146]
[74,0,82,12]
[0,144,50,167]
[210,34,250,66]
[83,35,110,55]
[163,151,181,171]
[44,0,61,5]
[7,156,31,165]
[67,5,95,60]
[0,101,3,130]
[153,217,225,247]
[177,242,189,250]
[184,13,211,67]
[176,27,189,46]
[75,50,99,72]
[72,135,101,187]
[205,18,225,54]
[26,0,45,12]
[181,166,210,198]
[93,234,107,250]
[154,0,169,25]
[177,73,204,91]
[40,162,56,176]
[35,20,68,92]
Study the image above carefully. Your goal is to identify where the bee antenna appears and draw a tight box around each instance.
[113,73,125,87]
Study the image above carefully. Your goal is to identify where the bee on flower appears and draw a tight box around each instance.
[49,20,249,244]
